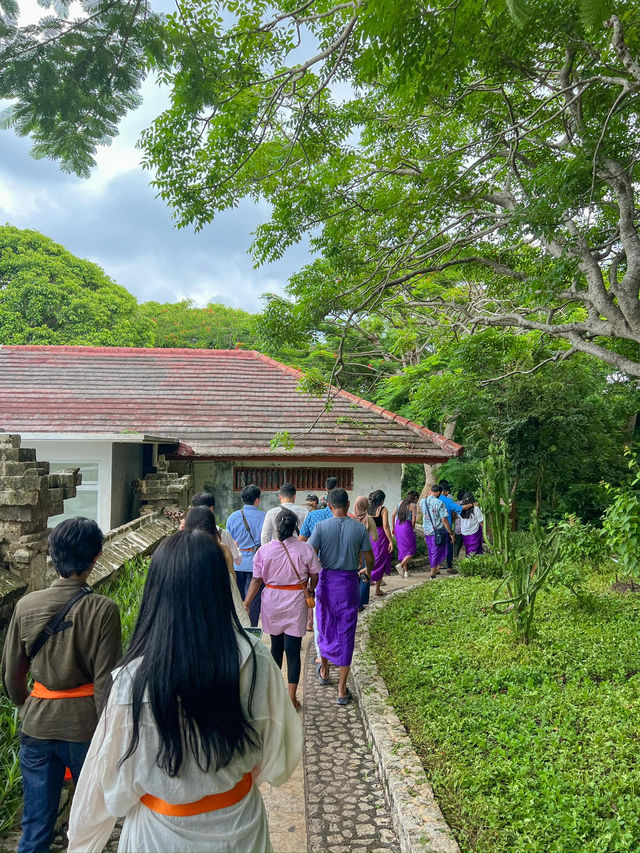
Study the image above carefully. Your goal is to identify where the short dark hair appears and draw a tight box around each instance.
[48,517,103,578]
[328,487,348,509]
[430,484,442,495]
[306,494,319,503]
[276,508,299,540]
[439,480,451,493]
[279,482,296,499]
[191,492,215,509]
[241,484,261,504]
[325,476,339,491]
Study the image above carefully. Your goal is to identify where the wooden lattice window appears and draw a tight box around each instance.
[233,467,354,492]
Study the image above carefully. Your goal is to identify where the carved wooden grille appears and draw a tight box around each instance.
[233,467,354,492]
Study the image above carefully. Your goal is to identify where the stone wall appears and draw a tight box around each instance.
[133,455,191,516]
[0,434,81,592]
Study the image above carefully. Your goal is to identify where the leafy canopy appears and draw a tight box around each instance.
[0,224,154,345]
[139,0,640,377]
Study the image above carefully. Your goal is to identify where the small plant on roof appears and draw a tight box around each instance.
[270,431,295,451]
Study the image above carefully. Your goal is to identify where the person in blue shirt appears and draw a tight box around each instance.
[438,481,473,571]
[299,505,333,540]
[225,485,265,626]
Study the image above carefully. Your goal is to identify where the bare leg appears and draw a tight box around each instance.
[338,665,350,699]
[375,579,384,596]
[288,682,300,711]
[319,655,330,680]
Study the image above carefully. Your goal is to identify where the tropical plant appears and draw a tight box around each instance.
[0,695,21,835]
[100,554,149,648]
[492,523,555,643]
[140,300,259,350]
[479,443,513,565]
[603,455,640,588]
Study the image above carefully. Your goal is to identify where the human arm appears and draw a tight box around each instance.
[244,547,265,613]
[368,517,378,542]
[221,529,242,566]
[382,507,393,552]
[67,698,141,852]
[1,609,29,707]
[260,510,275,545]
[93,603,122,716]
[391,505,397,527]
[360,549,374,579]
[411,503,417,526]
[251,652,302,788]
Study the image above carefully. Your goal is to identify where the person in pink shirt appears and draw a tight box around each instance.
[244,509,320,711]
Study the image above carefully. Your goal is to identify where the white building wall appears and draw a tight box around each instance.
[351,462,403,515]
[26,440,113,531]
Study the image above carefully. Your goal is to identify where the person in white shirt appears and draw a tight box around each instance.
[67,530,301,853]
[189,492,241,565]
[459,493,485,555]
[260,483,308,544]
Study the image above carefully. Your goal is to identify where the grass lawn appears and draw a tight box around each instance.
[370,575,640,852]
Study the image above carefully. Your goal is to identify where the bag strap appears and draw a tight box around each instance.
[27,585,93,662]
[280,541,307,589]
[423,497,438,531]
[240,508,260,549]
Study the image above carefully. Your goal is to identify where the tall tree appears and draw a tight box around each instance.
[0,0,163,175]
[141,0,640,377]
[140,299,259,348]
[0,225,154,345]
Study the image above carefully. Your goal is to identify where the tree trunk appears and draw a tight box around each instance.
[419,419,457,499]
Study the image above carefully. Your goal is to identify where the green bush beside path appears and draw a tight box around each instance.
[370,577,640,852]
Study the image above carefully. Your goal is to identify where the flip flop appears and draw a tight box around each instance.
[316,663,329,685]
[337,687,352,706]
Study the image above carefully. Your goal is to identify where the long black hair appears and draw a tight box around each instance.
[184,505,221,543]
[461,493,475,519]
[276,507,299,541]
[368,490,386,516]
[397,490,419,524]
[116,529,258,776]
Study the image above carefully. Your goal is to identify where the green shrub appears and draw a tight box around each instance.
[603,456,640,586]
[458,553,504,578]
[0,693,21,835]
[370,577,640,852]
[101,555,149,649]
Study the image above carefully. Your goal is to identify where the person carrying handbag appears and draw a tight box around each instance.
[419,484,455,578]
[244,509,320,711]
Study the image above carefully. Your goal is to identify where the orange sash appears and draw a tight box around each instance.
[265,583,305,591]
[141,772,252,816]
[31,681,94,699]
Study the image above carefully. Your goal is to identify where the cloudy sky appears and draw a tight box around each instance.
[1,38,311,312]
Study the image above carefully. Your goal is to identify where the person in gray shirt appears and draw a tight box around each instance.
[308,488,374,705]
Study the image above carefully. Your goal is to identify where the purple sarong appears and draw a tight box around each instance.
[394,519,416,562]
[462,525,484,555]
[426,533,447,568]
[371,527,392,582]
[316,569,360,666]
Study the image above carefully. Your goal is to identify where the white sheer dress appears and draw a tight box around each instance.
[67,635,301,853]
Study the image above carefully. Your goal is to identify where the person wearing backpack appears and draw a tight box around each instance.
[1,517,121,853]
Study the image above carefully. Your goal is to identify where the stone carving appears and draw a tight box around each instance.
[0,434,81,590]
[133,455,191,516]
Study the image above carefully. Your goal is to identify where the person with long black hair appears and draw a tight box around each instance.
[183,505,250,628]
[67,530,301,853]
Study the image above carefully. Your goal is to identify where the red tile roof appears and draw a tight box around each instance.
[0,346,463,462]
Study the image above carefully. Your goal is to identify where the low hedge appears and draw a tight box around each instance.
[370,577,640,852]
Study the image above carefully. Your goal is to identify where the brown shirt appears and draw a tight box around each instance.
[1,576,121,742]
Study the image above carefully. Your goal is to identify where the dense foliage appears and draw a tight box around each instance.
[140,0,640,377]
[0,0,163,176]
[370,574,640,852]
[0,226,154,346]
[140,300,258,349]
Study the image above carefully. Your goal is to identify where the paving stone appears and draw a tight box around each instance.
[303,642,400,853]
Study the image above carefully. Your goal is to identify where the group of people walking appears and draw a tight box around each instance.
[0,474,484,853]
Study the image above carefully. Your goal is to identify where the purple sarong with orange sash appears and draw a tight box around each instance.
[316,569,360,666]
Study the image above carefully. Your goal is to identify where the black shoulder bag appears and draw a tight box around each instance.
[423,499,448,547]
[240,509,260,554]
[27,586,93,663]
